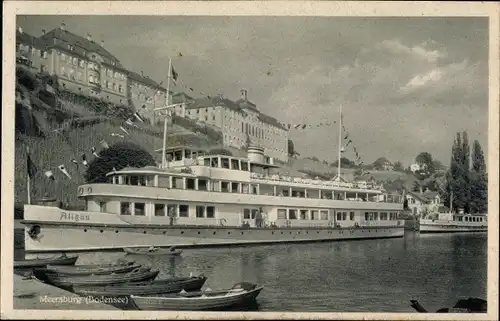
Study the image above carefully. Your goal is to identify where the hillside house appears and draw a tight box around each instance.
[405,189,441,217]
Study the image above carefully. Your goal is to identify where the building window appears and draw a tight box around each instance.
[118,84,123,93]
[179,205,189,217]
[135,203,145,216]
[196,206,205,218]
[120,202,131,215]
[154,204,165,216]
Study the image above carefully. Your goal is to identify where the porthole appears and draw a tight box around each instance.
[272,231,275,235]
[143,231,147,234]
[100,229,103,233]
[84,229,87,232]
[281,232,283,235]
[163,231,166,235]
[228,232,231,235]
[297,231,300,234]
[115,230,119,233]
[213,231,216,235]
[181,231,184,234]
[317,231,320,234]
[241,232,244,235]
[198,231,201,235]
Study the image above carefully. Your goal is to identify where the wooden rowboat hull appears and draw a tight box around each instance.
[130,286,263,311]
[14,255,78,268]
[39,263,143,276]
[73,276,207,296]
[35,268,159,287]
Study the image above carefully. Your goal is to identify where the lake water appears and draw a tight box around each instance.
[29,231,486,312]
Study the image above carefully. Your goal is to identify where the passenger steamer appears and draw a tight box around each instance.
[419,194,487,233]
[22,105,405,253]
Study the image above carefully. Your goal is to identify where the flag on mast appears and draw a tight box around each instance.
[171,64,178,82]
[27,149,37,179]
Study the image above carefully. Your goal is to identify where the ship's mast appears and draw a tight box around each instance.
[337,104,342,180]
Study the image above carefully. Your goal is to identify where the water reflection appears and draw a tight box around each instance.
[17,233,487,312]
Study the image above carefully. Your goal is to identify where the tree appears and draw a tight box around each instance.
[443,132,471,213]
[372,157,390,170]
[85,142,156,183]
[332,157,356,168]
[469,140,487,213]
[393,161,404,172]
[415,152,435,176]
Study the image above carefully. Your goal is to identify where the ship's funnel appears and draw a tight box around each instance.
[247,145,265,164]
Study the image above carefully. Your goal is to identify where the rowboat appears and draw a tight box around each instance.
[14,254,78,269]
[40,261,142,276]
[124,246,183,256]
[33,267,159,287]
[73,275,207,297]
[130,282,263,311]
[410,298,487,313]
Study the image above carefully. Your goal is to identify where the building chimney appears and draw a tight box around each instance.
[86,33,92,42]
[240,89,247,101]
[60,22,66,31]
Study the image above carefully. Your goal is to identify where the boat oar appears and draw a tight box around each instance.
[410,300,428,313]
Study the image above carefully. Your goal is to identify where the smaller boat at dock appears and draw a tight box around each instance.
[410,297,487,313]
[130,282,263,311]
[73,274,207,297]
[14,254,79,269]
[124,246,183,256]
[33,266,159,287]
[40,261,142,276]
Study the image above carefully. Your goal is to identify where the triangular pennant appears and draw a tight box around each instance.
[44,170,55,181]
[301,124,307,129]
[119,126,129,135]
[134,112,145,123]
[58,164,72,179]
[100,140,109,149]
[71,159,78,165]
[125,119,134,126]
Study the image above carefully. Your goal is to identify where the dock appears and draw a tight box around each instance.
[13,274,119,310]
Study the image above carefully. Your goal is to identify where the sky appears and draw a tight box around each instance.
[17,16,489,167]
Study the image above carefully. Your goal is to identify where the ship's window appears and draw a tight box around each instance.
[365,212,369,220]
[221,182,229,192]
[124,176,131,185]
[350,212,355,220]
[130,176,139,185]
[320,210,328,220]
[179,205,189,217]
[277,209,287,219]
[242,184,249,194]
[251,209,258,219]
[120,202,131,215]
[252,185,258,194]
[99,202,106,213]
[211,157,219,167]
[221,158,230,169]
[146,175,155,186]
[184,149,191,159]
[231,159,240,170]
[167,204,178,217]
[198,179,208,191]
[155,204,165,216]
[138,176,147,186]
[311,210,318,220]
[157,176,170,188]
[480,218,483,222]
[172,177,184,189]
[231,182,239,193]
[244,209,251,219]
[337,212,342,221]
[212,180,221,192]
[196,206,205,218]
[288,209,297,220]
[241,162,249,171]
[204,158,210,166]
[206,206,215,218]
[186,178,196,190]
[300,210,308,220]
[134,203,145,216]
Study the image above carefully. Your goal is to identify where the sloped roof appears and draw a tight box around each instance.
[235,98,259,113]
[127,70,166,91]
[16,30,43,48]
[38,27,123,68]
[186,96,246,115]
[258,113,287,131]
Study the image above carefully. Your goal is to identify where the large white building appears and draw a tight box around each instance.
[170,90,289,162]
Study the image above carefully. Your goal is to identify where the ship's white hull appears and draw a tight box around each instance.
[419,219,487,233]
[23,223,404,253]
